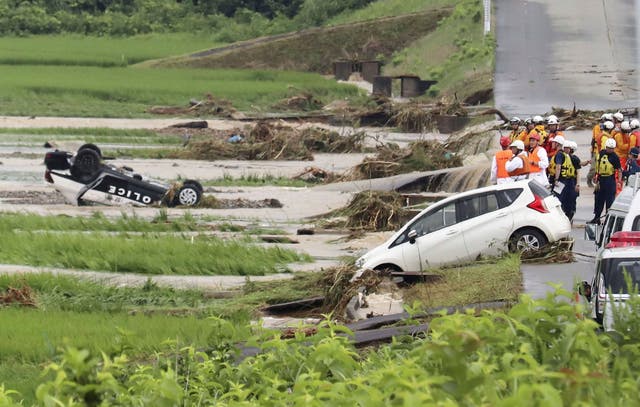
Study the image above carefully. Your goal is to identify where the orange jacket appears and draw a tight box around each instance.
[508,152,531,177]
[528,146,544,173]
[592,124,603,154]
[495,149,512,179]
[614,132,637,159]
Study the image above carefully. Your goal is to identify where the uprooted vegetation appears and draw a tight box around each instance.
[342,139,462,180]
[322,191,410,231]
[169,122,369,161]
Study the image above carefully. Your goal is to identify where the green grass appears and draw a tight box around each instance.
[0,127,182,145]
[0,231,310,275]
[0,308,235,405]
[384,0,494,102]
[0,34,223,67]
[0,211,203,233]
[404,255,522,307]
[0,65,361,117]
[203,174,311,188]
[328,0,456,25]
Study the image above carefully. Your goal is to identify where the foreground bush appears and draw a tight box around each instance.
[6,289,640,405]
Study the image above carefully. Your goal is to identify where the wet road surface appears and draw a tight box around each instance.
[495,0,639,116]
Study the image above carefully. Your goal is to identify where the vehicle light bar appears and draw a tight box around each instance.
[606,231,640,248]
[526,194,548,213]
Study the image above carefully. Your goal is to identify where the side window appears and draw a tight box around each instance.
[633,215,640,231]
[602,216,622,245]
[458,193,500,221]
[409,202,457,237]
[496,188,524,208]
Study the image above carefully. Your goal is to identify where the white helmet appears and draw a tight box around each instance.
[509,116,521,124]
[509,140,525,151]
[603,121,615,130]
[533,115,544,124]
[605,138,617,149]
[613,112,624,121]
[603,113,614,122]
[631,119,640,129]
[552,135,565,146]
[547,117,559,125]
[600,113,608,121]
[546,114,558,122]
[621,121,631,131]
[564,140,577,151]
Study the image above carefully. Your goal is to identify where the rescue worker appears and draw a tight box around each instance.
[609,111,624,142]
[589,138,622,225]
[542,116,561,155]
[547,135,565,183]
[530,115,548,147]
[588,116,613,186]
[490,136,514,184]
[631,119,640,147]
[507,117,522,142]
[518,118,535,144]
[551,140,580,221]
[505,140,530,181]
[527,132,549,186]
[622,147,640,180]
[614,120,636,169]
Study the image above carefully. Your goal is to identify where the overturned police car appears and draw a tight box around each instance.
[44,144,203,207]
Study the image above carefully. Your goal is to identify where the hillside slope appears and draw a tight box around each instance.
[143,8,452,74]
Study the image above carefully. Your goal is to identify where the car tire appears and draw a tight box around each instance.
[77,143,102,158]
[70,148,101,183]
[174,184,201,206]
[508,229,547,253]
[182,180,204,194]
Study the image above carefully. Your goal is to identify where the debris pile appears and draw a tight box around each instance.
[343,140,461,180]
[340,191,408,231]
[272,92,323,111]
[0,284,37,307]
[521,239,575,264]
[172,122,367,161]
[147,93,237,118]
[320,265,384,320]
[292,167,338,183]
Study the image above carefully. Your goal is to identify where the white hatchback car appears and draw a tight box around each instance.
[355,180,571,274]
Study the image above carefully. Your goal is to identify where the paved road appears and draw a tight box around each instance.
[521,130,598,299]
[494,0,639,116]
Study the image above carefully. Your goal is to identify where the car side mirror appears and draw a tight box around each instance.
[584,223,598,242]
[408,229,417,244]
[578,280,592,301]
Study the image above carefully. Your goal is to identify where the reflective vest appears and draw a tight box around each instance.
[528,146,544,173]
[599,132,611,151]
[495,149,512,178]
[508,152,531,177]
[597,153,616,176]
[508,129,520,142]
[558,152,576,179]
[548,150,559,177]
[535,125,548,145]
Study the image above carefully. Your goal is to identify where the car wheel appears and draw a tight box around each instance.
[70,148,101,183]
[77,143,102,158]
[174,184,201,206]
[509,229,547,252]
[182,180,204,194]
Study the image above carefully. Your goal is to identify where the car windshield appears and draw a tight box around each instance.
[602,258,640,294]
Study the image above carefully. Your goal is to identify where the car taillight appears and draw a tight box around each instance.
[526,194,548,213]
[44,170,53,183]
[606,231,640,248]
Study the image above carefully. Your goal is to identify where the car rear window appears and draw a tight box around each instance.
[496,188,523,208]
[528,180,551,198]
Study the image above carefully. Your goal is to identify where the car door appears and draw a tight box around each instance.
[460,191,514,258]
[400,201,469,271]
